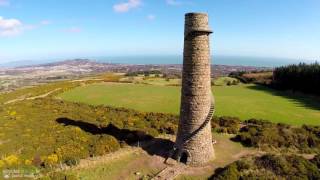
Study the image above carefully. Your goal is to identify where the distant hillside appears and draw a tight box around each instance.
[0,60,49,68]
[27,59,104,67]
[0,59,107,68]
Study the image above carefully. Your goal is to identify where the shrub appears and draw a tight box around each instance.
[54,144,89,166]
[256,154,291,175]
[145,128,159,137]
[211,154,320,179]
[49,172,78,180]
[311,154,320,168]
[212,116,241,134]
[234,120,320,153]
[64,156,79,166]
[256,154,320,179]
[44,154,59,167]
[90,135,120,156]
[9,111,17,116]
[4,155,19,166]
[24,159,32,165]
[0,160,5,168]
[210,163,240,180]
[235,160,250,170]
[232,80,239,85]
[159,122,176,134]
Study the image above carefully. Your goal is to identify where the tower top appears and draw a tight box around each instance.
[184,12,212,37]
[185,12,208,16]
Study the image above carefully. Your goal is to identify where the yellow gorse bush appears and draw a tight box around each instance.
[4,155,19,166]
[74,127,82,132]
[46,154,58,165]
[25,159,32,165]
[9,111,17,116]
[0,160,5,168]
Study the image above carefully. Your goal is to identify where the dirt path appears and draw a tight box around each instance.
[58,134,260,179]
[61,147,139,171]
[4,88,61,105]
[152,164,184,180]
[43,147,142,179]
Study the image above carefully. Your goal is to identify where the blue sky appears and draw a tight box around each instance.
[0,0,319,63]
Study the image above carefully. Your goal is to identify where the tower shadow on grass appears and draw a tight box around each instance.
[246,84,320,111]
[56,117,174,158]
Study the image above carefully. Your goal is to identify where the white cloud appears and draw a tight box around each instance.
[65,27,82,33]
[0,0,10,7]
[166,0,181,6]
[147,14,155,21]
[0,17,49,37]
[113,0,141,13]
[0,16,23,37]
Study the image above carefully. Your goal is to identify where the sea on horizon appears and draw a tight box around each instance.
[0,55,316,68]
[95,55,312,68]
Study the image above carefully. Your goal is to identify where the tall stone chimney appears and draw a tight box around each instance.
[174,12,215,166]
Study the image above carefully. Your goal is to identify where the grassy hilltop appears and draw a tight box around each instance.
[59,81,320,125]
[1,74,320,179]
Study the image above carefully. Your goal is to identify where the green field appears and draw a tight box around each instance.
[213,77,239,86]
[59,83,320,125]
[120,76,181,86]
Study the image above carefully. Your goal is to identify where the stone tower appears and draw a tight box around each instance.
[174,12,215,166]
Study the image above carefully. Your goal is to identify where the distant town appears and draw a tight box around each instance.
[0,59,271,92]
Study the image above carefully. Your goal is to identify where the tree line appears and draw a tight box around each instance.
[273,62,320,95]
